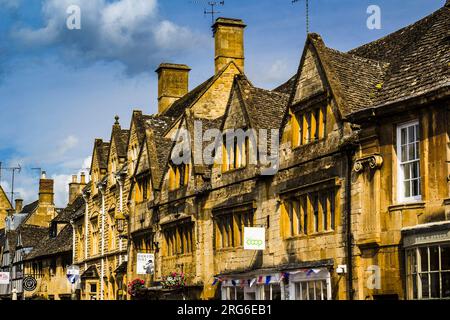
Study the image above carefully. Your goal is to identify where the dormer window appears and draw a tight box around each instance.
[135,174,151,203]
[292,105,327,147]
[222,135,249,172]
[168,162,189,191]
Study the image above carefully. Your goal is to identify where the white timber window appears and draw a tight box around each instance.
[406,244,450,299]
[397,121,421,202]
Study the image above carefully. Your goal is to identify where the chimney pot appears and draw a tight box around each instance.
[80,172,86,184]
[15,199,23,213]
[72,175,78,183]
[156,63,191,114]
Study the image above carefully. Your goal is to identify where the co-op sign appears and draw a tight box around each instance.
[244,227,265,250]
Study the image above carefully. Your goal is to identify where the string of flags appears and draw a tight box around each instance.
[212,268,322,286]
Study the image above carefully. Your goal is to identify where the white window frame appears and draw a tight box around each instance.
[396,120,422,203]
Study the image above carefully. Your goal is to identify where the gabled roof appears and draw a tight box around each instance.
[21,200,39,214]
[81,265,100,279]
[17,225,48,249]
[234,75,290,131]
[273,75,296,95]
[349,3,450,109]
[162,61,243,123]
[162,75,216,120]
[286,3,449,120]
[0,185,12,210]
[90,139,110,173]
[23,224,72,261]
[52,194,84,223]
[143,126,173,190]
[108,117,130,160]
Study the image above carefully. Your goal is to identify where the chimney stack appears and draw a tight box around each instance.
[213,18,246,74]
[39,171,54,205]
[68,172,87,204]
[15,199,23,213]
[156,63,191,114]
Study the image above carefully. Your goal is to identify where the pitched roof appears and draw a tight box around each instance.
[20,200,39,214]
[23,224,73,261]
[235,75,290,130]
[92,139,110,171]
[162,75,216,119]
[162,61,242,121]
[143,125,173,190]
[273,75,296,95]
[52,195,84,223]
[0,185,12,210]
[348,3,450,111]
[18,225,48,248]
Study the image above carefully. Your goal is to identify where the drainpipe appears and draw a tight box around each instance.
[70,219,76,300]
[117,176,124,264]
[82,190,90,270]
[345,147,355,300]
[98,182,106,301]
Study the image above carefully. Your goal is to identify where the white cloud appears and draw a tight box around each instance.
[0,156,91,208]
[9,0,206,75]
[56,135,79,157]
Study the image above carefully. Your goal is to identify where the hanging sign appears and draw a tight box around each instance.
[23,276,37,291]
[244,227,265,250]
[137,253,155,275]
[66,265,80,284]
[0,272,10,285]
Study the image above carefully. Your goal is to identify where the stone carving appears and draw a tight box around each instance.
[353,154,383,173]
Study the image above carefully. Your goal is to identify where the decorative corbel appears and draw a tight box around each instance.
[353,154,383,173]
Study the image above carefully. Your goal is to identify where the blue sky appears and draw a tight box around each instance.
[0,0,445,207]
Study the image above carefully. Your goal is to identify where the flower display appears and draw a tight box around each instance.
[161,272,186,289]
[127,278,145,297]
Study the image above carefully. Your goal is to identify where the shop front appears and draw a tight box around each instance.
[216,266,332,300]
[402,221,450,300]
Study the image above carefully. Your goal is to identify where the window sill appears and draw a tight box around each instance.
[162,253,193,259]
[214,246,244,252]
[284,230,335,241]
[222,166,247,175]
[388,201,425,212]
[292,139,324,151]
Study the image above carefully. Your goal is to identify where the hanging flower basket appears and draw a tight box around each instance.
[127,278,145,297]
[161,272,186,289]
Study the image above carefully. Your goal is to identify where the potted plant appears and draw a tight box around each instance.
[161,272,186,290]
[127,278,145,298]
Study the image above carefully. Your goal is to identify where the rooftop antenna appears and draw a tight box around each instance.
[292,0,310,34]
[0,163,21,204]
[204,1,225,26]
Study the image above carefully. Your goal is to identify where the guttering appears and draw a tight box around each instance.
[347,84,450,123]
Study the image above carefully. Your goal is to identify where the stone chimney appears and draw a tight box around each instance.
[68,172,87,204]
[15,199,23,213]
[39,171,54,205]
[156,63,191,114]
[213,18,246,74]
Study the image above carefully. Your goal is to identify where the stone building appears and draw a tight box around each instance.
[72,118,130,300]
[0,172,59,299]
[22,195,84,300]
[66,1,449,300]
[0,185,12,229]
